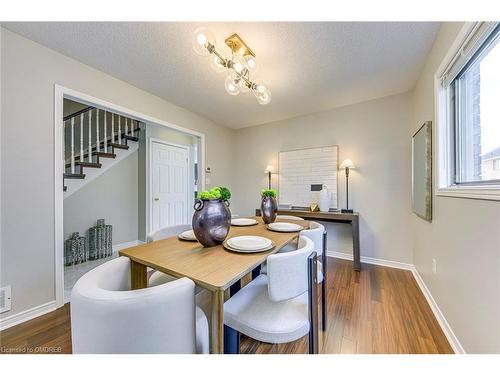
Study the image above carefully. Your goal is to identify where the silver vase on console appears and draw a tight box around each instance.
[192,199,231,247]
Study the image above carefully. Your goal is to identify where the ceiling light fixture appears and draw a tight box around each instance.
[192,28,272,105]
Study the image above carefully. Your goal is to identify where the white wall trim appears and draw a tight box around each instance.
[54,84,207,310]
[112,240,145,253]
[327,251,415,270]
[0,300,57,331]
[411,269,466,354]
[327,250,465,353]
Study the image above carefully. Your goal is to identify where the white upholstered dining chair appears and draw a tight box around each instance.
[71,256,209,354]
[146,224,192,286]
[260,221,328,331]
[146,224,211,317]
[223,236,319,354]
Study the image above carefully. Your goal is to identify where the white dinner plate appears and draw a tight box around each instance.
[231,218,258,226]
[226,236,272,251]
[267,222,303,232]
[178,230,197,241]
[223,241,274,253]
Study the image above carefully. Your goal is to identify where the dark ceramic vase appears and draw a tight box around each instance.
[192,199,231,247]
[261,196,278,224]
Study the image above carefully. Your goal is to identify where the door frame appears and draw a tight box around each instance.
[54,85,205,308]
[148,138,193,233]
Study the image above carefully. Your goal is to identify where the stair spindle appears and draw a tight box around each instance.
[96,109,100,153]
[104,111,107,153]
[71,117,75,174]
[118,116,122,144]
[80,114,84,164]
[88,110,92,163]
[111,114,115,145]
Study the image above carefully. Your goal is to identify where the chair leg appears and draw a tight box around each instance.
[308,252,319,354]
[251,265,261,280]
[229,280,241,297]
[223,325,240,354]
[321,280,327,331]
[321,230,327,331]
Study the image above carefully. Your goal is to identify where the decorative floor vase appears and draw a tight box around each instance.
[64,232,87,266]
[89,219,112,260]
[261,197,277,224]
[192,199,231,247]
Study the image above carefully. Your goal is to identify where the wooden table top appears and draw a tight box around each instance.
[119,217,310,291]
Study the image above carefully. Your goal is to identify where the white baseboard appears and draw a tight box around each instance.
[327,250,414,270]
[112,240,145,253]
[0,300,57,331]
[1,241,145,331]
[411,269,466,354]
[327,250,465,353]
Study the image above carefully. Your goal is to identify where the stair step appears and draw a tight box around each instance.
[63,173,85,179]
[124,135,139,142]
[95,152,116,159]
[110,143,129,150]
[76,162,102,168]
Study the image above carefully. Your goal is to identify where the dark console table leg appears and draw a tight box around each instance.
[352,217,361,271]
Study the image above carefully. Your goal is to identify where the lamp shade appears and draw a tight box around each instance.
[264,165,275,174]
[339,159,356,169]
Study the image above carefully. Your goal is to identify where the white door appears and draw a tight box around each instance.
[151,141,190,231]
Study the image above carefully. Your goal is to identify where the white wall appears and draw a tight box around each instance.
[64,151,139,245]
[0,28,235,319]
[231,93,414,263]
[411,22,500,353]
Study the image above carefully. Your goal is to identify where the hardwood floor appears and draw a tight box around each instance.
[0,258,453,354]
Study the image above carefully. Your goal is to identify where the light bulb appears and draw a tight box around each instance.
[238,80,250,93]
[244,55,258,72]
[210,54,226,73]
[231,55,246,76]
[254,84,271,105]
[192,28,216,56]
[224,75,240,96]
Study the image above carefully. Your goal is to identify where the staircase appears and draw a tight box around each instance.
[63,106,142,198]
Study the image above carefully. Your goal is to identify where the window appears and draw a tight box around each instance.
[451,25,500,184]
[436,22,500,200]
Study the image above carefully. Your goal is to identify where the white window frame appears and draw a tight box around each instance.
[434,22,500,201]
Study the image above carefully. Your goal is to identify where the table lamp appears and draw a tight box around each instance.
[264,165,275,189]
[339,159,356,213]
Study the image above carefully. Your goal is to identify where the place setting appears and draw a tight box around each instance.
[223,235,275,253]
[231,217,258,226]
[266,222,304,233]
[177,229,198,241]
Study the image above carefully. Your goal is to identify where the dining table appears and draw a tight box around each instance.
[119,216,311,354]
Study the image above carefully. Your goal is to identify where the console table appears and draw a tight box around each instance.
[255,209,361,271]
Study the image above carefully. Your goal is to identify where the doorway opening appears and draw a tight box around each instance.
[55,85,205,307]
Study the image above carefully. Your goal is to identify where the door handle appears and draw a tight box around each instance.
[154,197,159,201]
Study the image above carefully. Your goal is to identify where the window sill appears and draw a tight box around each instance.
[436,186,500,201]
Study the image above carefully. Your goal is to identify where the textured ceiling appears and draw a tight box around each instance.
[3,22,440,128]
